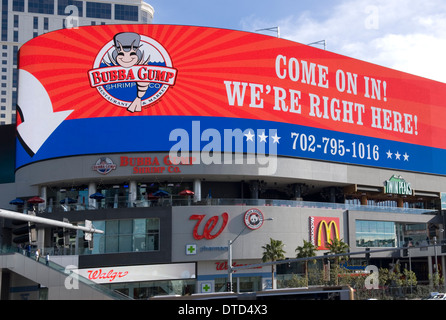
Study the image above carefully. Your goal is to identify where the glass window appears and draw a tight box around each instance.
[401,223,428,247]
[146,218,160,251]
[86,2,111,19]
[356,220,396,248]
[105,220,119,252]
[133,218,147,252]
[28,0,55,14]
[86,218,160,254]
[57,0,83,17]
[13,0,25,12]
[141,11,148,23]
[1,1,8,42]
[115,4,138,22]
[12,91,17,108]
[119,219,133,252]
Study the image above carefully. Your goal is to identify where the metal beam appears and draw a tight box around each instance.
[0,208,104,234]
[231,244,441,271]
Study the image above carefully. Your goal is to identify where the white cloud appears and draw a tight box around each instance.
[370,33,446,81]
[242,0,446,82]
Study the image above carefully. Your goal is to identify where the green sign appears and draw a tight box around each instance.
[384,175,412,195]
[186,244,197,255]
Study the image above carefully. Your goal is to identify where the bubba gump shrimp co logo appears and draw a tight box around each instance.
[88,32,177,112]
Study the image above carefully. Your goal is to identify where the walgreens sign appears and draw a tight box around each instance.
[74,263,196,284]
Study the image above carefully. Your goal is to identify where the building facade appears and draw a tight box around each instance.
[0,0,154,125]
[0,24,446,299]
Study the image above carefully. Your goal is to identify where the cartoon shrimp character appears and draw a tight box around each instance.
[103,32,150,113]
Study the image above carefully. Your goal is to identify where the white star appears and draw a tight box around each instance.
[258,131,268,142]
[386,150,393,159]
[403,153,409,161]
[271,132,281,144]
[395,151,401,160]
[244,130,255,142]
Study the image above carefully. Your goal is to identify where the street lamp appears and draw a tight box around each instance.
[227,217,274,292]
[434,236,439,281]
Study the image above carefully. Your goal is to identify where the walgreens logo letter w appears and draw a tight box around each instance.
[190,213,228,240]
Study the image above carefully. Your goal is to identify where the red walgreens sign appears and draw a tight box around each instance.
[190,213,228,240]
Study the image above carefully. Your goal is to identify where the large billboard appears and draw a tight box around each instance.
[17,24,446,175]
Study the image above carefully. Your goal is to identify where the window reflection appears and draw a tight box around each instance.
[356,220,428,248]
[356,220,396,247]
[84,218,160,254]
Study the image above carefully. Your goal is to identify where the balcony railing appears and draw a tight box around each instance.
[41,197,436,215]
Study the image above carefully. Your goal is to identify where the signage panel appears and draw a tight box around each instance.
[310,216,340,250]
[74,262,196,284]
[16,25,446,174]
[384,175,412,195]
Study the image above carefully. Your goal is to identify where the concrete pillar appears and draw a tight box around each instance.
[36,227,45,254]
[88,182,96,209]
[329,187,336,203]
[193,179,201,203]
[360,194,368,206]
[250,180,259,199]
[128,181,137,207]
[39,186,47,212]
[292,183,303,201]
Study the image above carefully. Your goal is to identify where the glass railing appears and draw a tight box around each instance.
[38,197,437,215]
[0,245,132,300]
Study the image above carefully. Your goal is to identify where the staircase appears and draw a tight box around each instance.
[0,250,130,300]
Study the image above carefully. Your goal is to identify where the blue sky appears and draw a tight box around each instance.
[145,0,446,83]
[147,0,331,30]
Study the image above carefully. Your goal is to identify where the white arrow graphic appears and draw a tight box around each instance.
[17,69,74,156]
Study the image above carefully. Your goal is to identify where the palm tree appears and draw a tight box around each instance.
[262,238,286,289]
[326,238,350,285]
[295,240,317,286]
[327,238,349,261]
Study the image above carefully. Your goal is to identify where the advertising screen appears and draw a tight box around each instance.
[16,24,446,174]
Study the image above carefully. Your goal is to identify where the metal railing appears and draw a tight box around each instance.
[40,197,436,215]
[0,245,132,300]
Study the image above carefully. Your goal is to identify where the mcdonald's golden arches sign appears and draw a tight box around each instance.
[310,216,340,250]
